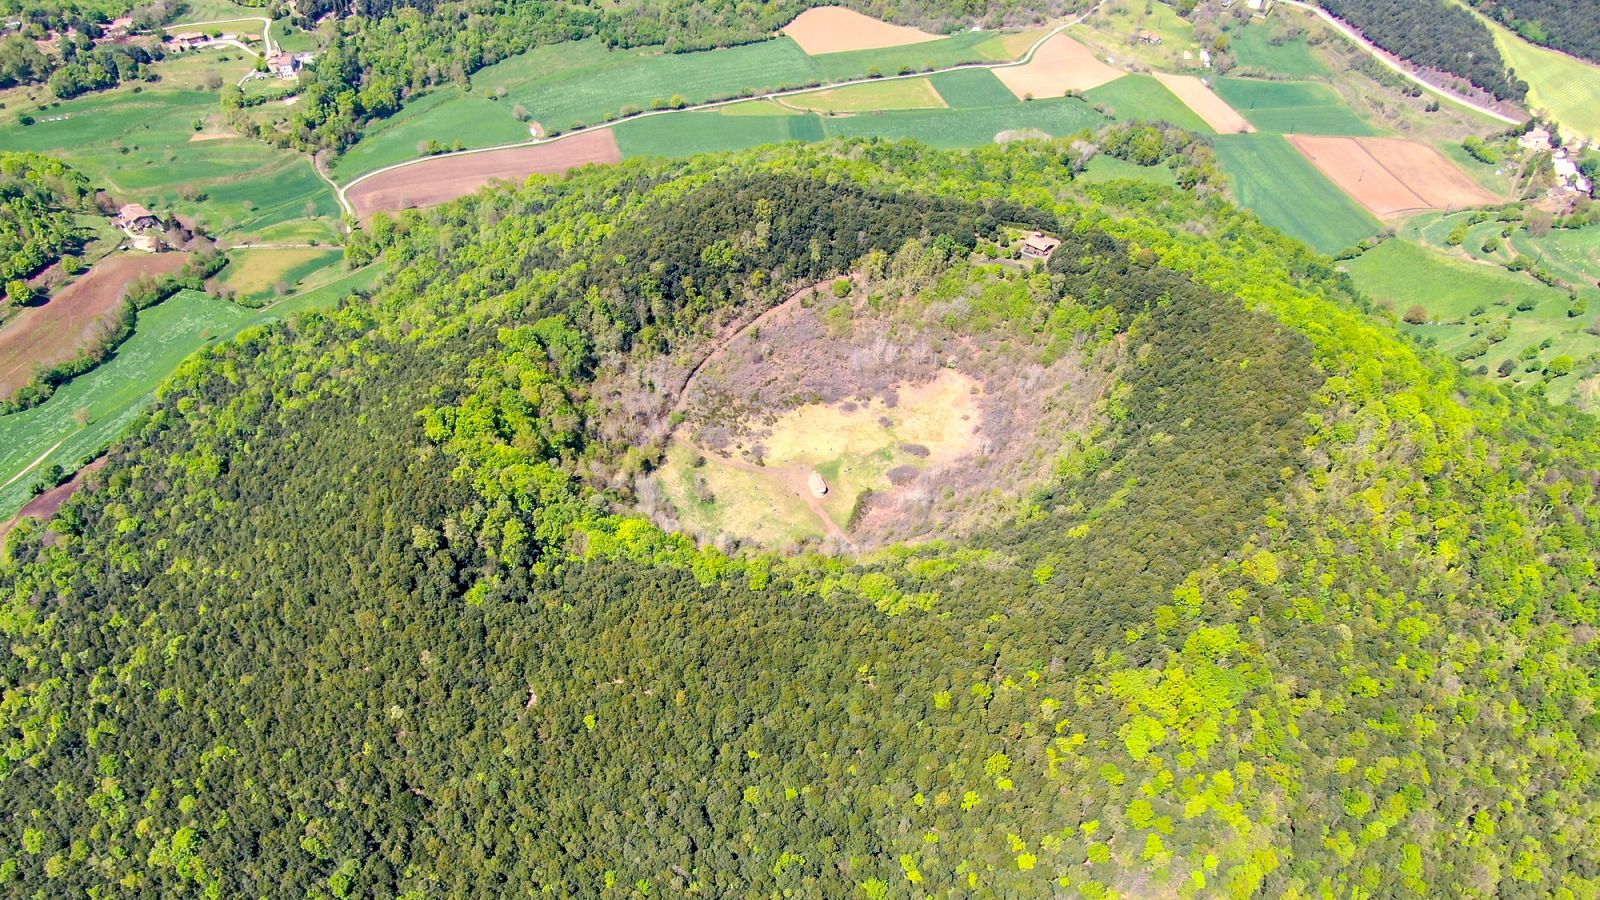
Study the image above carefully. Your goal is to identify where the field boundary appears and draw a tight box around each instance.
[333,2,1110,215]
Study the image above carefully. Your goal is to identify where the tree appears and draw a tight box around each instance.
[1403,305,1428,324]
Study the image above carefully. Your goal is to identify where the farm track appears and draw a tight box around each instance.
[333,2,1108,216]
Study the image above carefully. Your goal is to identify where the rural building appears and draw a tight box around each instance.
[117,203,161,232]
[1020,231,1062,260]
[1518,127,1553,152]
[267,51,300,78]
[808,470,829,497]
[169,31,207,50]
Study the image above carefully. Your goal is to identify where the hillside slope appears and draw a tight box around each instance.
[2,142,1598,896]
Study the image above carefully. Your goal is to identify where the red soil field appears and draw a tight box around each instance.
[1289,135,1498,218]
[0,252,192,400]
[347,129,623,219]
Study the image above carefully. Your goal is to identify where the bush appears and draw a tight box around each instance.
[1403,305,1428,324]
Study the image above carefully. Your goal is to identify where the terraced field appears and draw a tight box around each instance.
[1212,78,1376,135]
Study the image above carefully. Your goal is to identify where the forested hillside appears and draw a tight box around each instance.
[271,0,1084,150]
[0,151,93,311]
[2,141,1598,896]
[1469,0,1600,63]
[1316,0,1528,101]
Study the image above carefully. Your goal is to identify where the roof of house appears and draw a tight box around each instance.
[172,31,205,41]
[119,202,157,221]
[1022,232,1061,250]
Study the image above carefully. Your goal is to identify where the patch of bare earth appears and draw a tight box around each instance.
[0,252,192,399]
[993,32,1122,99]
[1289,135,1498,218]
[781,7,943,55]
[1151,73,1253,134]
[347,129,622,218]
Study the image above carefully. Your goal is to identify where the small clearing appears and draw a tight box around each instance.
[0,252,192,400]
[188,130,241,142]
[781,7,943,56]
[347,129,622,218]
[1151,73,1252,134]
[1290,135,1498,218]
[993,32,1122,100]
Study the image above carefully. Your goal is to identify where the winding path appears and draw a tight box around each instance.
[332,3,1107,215]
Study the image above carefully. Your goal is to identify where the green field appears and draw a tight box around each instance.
[0,264,387,519]
[1483,17,1600,141]
[1213,133,1379,253]
[616,111,825,157]
[618,96,1103,158]
[1083,74,1212,133]
[927,69,1018,108]
[212,247,345,304]
[472,37,822,134]
[330,87,534,180]
[1073,1,1201,71]
[785,78,946,113]
[1411,210,1600,291]
[0,62,338,239]
[1079,154,1179,186]
[1213,78,1376,135]
[1344,239,1600,401]
[1226,24,1328,77]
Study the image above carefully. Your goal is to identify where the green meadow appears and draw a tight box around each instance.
[1344,239,1600,401]
[1475,11,1600,141]
[1212,78,1376,135]
[1213,133,1379,253]
[807,31,1006,81]
[0,265,387,519]
[1079,154,1179,186]
[1225,24,1328,78]
[785,78,946,113]
[1083,74,1213,133]
[615,111,825,157]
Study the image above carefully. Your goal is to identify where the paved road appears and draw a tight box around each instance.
[333,2,1108,215]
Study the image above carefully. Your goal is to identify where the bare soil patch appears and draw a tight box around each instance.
[188,130,240,142]
[993,32,1122,99]
[1289,135,1497,218]
[0,457,106,546]
[348,129,623,218]
[781,7,943,55]
[1152,73,1253,134]
[0,252,192,400]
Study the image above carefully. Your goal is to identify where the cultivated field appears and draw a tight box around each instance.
[1082,74,1211,133]
[0,253,193,399]
[615,111,823,157]
[816,96,1105,147]
[330,88,536,180]
[0,264,388,519]
[1345,239,1600,403]
[927,69,1019,108]
[807,30,1010,81]
[1225,20,1328,77]
[1481,15,1600,141]
[1213,133,1379,253]
[992,32,1123,99]
[346,130,623,218]
[785,78,946,113]
[1289,135,1499,218]
[1152,73,1252,134]
[780,7,942,55]
[1212,78,1376,135]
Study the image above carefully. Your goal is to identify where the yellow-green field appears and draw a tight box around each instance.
[211,248,345,303]
[784,78,947,113]
[1485,19,1600,141]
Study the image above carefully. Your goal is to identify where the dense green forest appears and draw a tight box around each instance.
[0,3,162,95]
[0,151,93,310]
[1468,0,1600,63]
[1316,0,1529,101]
[267,0,1085,151]
[2,140,1599,897]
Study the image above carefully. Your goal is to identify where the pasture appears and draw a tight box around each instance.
[1079,155,1179,186]
[1073,0,1200,71]
[807,31,1007,81]
[1213,133,1379,253]
[211,248,344,305]
[1344,239,1600,402]
[615,112,824,158]
[1083,74,1212,133]
[817,96,1105,147]
[1225,22,1328,77]
[1212,78,1377,135]
[0,264,387,519]
[0,72,338,239]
